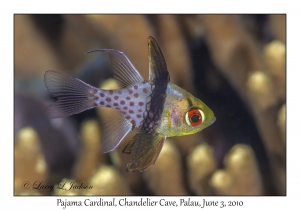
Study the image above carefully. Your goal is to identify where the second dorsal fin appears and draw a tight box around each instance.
[86,49,144,88]
[148,36,170,84]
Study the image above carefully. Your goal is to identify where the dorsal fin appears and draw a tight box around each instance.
[148,36,170,84]
[138,37,169,134]
[86,49,144,88]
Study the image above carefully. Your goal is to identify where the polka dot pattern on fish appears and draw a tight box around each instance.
[92,82,152,126]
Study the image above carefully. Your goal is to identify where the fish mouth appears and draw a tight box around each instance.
[202,116,216,130]
[209,116,216,125]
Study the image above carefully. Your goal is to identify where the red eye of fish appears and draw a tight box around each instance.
[185,108,203,127]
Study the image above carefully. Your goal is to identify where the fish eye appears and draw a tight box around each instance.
[185,108,204,127]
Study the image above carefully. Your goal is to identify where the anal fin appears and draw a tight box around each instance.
[126,133,166,172]
[100,108,132,153]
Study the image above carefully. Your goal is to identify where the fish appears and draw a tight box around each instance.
[44,36,216,172]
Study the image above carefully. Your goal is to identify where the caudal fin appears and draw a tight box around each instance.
[44,70,97,118]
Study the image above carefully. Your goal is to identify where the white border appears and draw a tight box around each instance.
[3,1,299,209]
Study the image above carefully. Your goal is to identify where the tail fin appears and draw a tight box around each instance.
[44,70,97,118]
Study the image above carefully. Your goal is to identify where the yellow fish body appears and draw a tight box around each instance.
[44,36,215,172]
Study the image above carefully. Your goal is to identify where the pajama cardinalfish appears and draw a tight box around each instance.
[44,36,216,172]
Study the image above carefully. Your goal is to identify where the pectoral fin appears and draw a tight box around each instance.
[122,134,138,154]
[126,133,166,172]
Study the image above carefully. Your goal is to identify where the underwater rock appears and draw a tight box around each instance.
[99,78,119,90]
[178,15,204,40]
[14,127,48,195]
[84,14,152,79]
[187,143,217,195]
[15,88,80,178]
[14,15,63,78]
[277,104,286,145]
[49,15,93,72]
[173,135,203,157]
[247,71,277,110]
[72,119,105,183]
[210,169,234,195]
[269,15,286,43]
[247,70,286,195]
[155,15,194,91]
[263,40,286,102]
[201,15,285,195]
[143,140,188,195]
[224,144,263,195]
[200,14,264,104]
[82,165,131,195]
